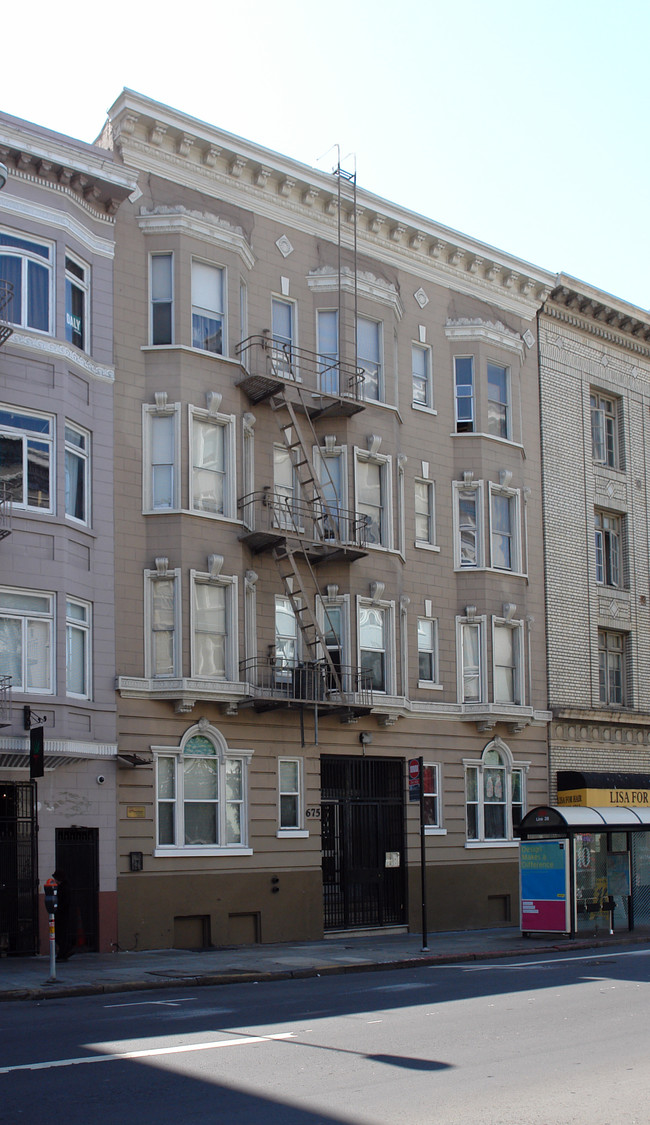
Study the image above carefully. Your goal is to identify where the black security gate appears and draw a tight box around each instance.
[55,827,99,953]
[0,781,38,955]
[321,756,406,930]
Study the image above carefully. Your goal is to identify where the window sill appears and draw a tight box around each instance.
[451,431,525,453]
[411,403,437,416]
[464,840,520,850]
[454,566,527,578]
[154,846,253,857]
[276,829,310,839]
[424,827,447,836]
[417,681,443,691]
[415,541,440,553]
[141,345,243,368]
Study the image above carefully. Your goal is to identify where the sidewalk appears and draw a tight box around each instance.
[1,925,646,1003]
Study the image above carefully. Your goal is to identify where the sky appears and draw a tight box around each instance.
[3,0,648,308]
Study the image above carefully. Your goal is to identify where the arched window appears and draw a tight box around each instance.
[464,739,527,843]
[154,724,252,855]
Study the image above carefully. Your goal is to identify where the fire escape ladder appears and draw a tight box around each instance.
[271,389,340,534]
[272,543,344,697]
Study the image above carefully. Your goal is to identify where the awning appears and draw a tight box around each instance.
[518,804,650,836]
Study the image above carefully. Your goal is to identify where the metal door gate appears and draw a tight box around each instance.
[0,781,38,955]
[55,827,99,952]
[321,756,406,930]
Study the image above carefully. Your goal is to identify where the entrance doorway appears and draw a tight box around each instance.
[321,756,406,930]
[0,781,38,954]
[55,826,99,952]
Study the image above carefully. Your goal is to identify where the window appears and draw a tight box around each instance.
[192,260,224,354]
[598,630,625,706]
[457,615,486,704]
[357,316,382,401]
[64,254,89,351]
[191,569,237,681]
[317,309,339,394]
[190,408,235,516]
[356,449,392,548]
[415,480,435,546]
[65,423,90,524]
[145,563,180,678]
[315,444,346,541]
[595,510,620,588]
[273,444,298,530]
[0,407,53,513]
[465,741,525,842]
[590,391,618,467]
[0,230,52,333]
[150,253,173,345]
[453,480,483,569]
[358,598,394,694]
[412,344,432,408]
[0,588,53,693]
[454,356,474,432]
[493,621,523,705]
[423,764,441,828]
[489,486,520,572]
[155,727,250,853]
[66,598,90,698]
[275,595,298,684]
[278,758,303,830]
[143,401,180,512]
[316,593,351,692]
[487,363,509,438]
[417,618,438,685]
[272,297,295,375]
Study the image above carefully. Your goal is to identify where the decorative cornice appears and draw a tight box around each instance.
[137,205,254,269]
[0,192,118,254]
[105,91,555,320]
[543,298,650,359]
[444,318,526,360]
[307,267,404,319]
[6,333,115,381]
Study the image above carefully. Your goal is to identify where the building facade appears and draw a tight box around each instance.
[102,91,553,950]
[0,113,135,953]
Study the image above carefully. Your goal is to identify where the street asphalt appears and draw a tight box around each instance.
[2,924,648,1003]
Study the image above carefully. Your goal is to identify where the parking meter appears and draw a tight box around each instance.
[44,877,58,982]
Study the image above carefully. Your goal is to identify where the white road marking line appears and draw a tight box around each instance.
[0,1032,295,1075]
[103,997,198,1008]
[433,949,650,972]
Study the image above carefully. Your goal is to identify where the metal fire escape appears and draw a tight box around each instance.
[236,333,373,731]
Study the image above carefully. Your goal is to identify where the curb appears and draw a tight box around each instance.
[1,933,642,1003]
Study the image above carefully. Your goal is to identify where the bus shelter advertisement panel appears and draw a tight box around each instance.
[520,840,570,933]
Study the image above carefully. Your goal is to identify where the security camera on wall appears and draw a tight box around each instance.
[96,775,106,785]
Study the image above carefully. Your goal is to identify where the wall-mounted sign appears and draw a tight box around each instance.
[385,852,400,868]
[126,806,146,819]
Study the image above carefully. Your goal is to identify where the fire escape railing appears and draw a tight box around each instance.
[0,280,14,347]
[0,674,12,725]
[238,490,369,550]
[0,485,12,541]
[240,656,373,709]
[235,334,366,403]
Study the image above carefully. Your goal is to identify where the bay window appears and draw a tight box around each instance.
[0,407,53,513]
[0,588,53,693]
[192,260,224,354]
[0,230,52,333]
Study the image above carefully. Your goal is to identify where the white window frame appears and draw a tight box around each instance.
[357,595,396,696]
[487,361,510,440]
[66,597,91,699]
[189,405,236,518]
[313,441,349,543]
[142,401,181,513]
[454,355,475,433]
[150,252,174,346]
[489,483,522,573]
[0,587,54,694]
[316,592,351,692]
[464,739,527,846]
[423,763,445,833]
[191,258,226,355]
[492,616,524,705]
[0,405,54,514]
[154,724,253,857]
[417,616,440,688]
[354,446,393,550]
[0,229,53,334]
[317,308,339,394]
[271,296,297,377]
[590,390,619,468]
[598,629,626,707]
[144,563,181,679]
[64,251,90,352]
[277,757,308,837]
[456,614,488,704]
[275,594,300,684]
[190,568,238,681]
[357,315,383,402]
[412,342,433,410]
[595,509,621,588]
[452,479,484,569]
[64,421,90,525]
[415,478,436,549]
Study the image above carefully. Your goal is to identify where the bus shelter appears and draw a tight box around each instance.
[516,805,650,937]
